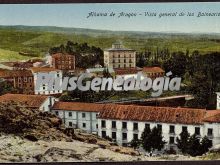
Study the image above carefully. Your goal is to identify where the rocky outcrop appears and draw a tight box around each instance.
[0,102,72,141]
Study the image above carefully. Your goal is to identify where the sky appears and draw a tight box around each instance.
[0,3,220,33]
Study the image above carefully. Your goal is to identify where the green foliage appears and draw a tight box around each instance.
[49,41,103,68]
[177,131,213,156]
[103,67,113,78]
[2,26,220,62]
[176,129,190,154]
[200,136,213,154]
[187,134,202,156]
[0,80,15,95]
[59,94,73,102]
[163,51,188,77]
[141,126,166,152]
[129,139,141,149]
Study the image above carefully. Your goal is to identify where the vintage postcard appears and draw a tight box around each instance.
[0,2,220,163]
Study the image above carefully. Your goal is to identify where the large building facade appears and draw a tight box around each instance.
[98,104,220,151]
[31,67,63,95]
[51,102,103,133]
[51,53,75,71]
[0,70,34,94]
[104,42,136,69]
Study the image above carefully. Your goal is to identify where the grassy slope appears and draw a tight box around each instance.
[0,26,220,62]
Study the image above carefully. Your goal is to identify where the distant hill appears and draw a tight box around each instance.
[0,25,220,62]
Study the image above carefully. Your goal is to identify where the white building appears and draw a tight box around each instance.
[51,102,103,133]
[31,67,63,95]
[86,67,115,77]
[216,92,220,109]
[114,67,144,80]
[104,42,136,69]
[98,104,220,151]
[0,93,56,112]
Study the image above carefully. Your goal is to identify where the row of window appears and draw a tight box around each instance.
[112,54,134,58]
[101,131,138,141]
[68,122,98,129]
[113,64,133,68]
[55,111,98,119]
[18,77,33,83]
[112,59,133,63]
[101,121,213,136]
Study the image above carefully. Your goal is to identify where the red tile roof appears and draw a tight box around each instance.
[52,101,220,124]
[98,104,207,125]
[203,110,220,123]
[52,102,104,112]
[115,67,142,75]
[0,70,33,78]
[0,94,48,108]
[30,67,61,73]
[143,67,165,73]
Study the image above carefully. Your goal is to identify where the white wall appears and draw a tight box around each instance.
[98,119,220,149]
[51,109,98,133]
[217,93,220,109]
[39,96,56,112]
[33,70,63,95]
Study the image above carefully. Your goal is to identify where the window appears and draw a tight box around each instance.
[55,111,59,116]
[182,126,187,132]
[96,124,98,129]
[82,113,86,118]
[145,123,150,129]
[69,112,72,117]
[122,133,127,140]
[133,133,138,140]
[195,127,200,135]
[24,77,27,82]
[69,122,72,127]
[101,120,106,128]
[157,124,162,131]
[102,131,106,137]
[122,122,127,130]
[133,123,138,131]
[83,123,86,128]
[96,113,98,118]
[169,125,175,134]
[112,132,116,139]
[208,128,213,136]
[169,137,175,144]
[112,121,116,129]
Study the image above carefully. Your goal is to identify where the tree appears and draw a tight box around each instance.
[163,51,188,77]
[129,139,141,149]
[141,125,152,152]
[187,134,201,156]
[177,132,213,157]
[103,67,112,78]
[137,53,146,67]
[0,80,14,95]
[200,136,212,154]
[176,129,190,154]
[141,126,166,152]
[59,94,73,102]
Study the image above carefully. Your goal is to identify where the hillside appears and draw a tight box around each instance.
[0,25,220,62]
